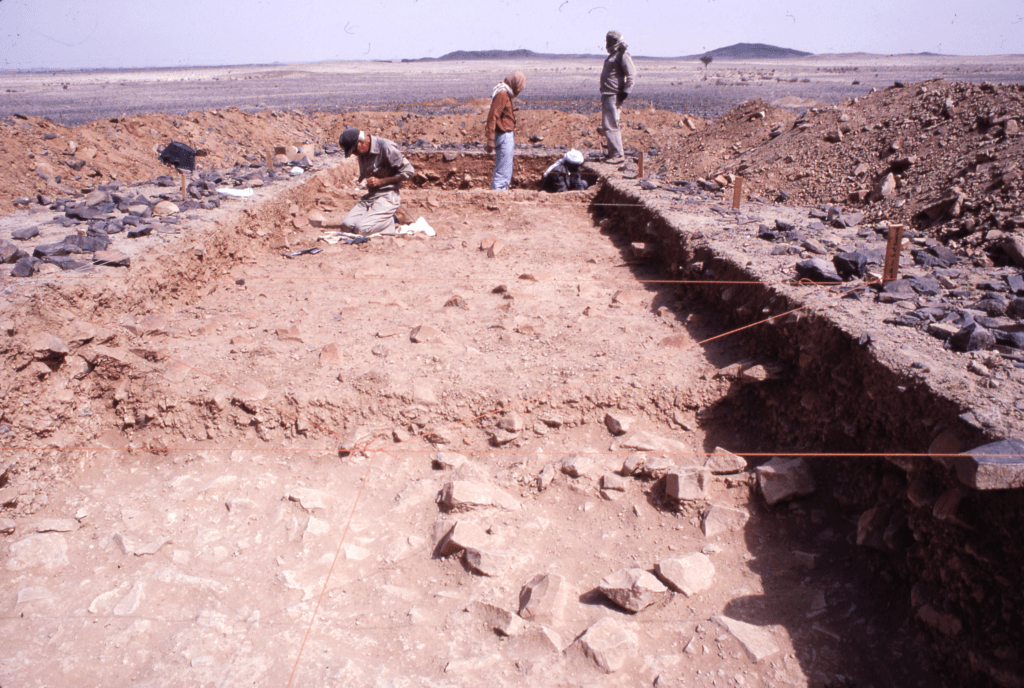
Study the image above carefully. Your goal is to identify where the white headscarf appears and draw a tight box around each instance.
[492,82,514,98]
[543,149,585,177]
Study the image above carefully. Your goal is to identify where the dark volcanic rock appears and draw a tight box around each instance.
[833,251,868,279]
[11,226,40,241]
[948,323,996,352]
[11,256,38,277]
[795,258,841,283]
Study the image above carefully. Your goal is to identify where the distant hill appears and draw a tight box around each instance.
[404,49,599,62]
[690,43,812,60]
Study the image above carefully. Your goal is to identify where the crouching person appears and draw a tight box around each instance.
[542,149,589,193]
[339,128,415,236]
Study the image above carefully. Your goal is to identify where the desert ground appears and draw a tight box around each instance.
[2,56,1024,687]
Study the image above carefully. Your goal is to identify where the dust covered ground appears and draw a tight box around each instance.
[2,56,1024,687]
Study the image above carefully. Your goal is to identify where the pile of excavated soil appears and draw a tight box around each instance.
[4,78,1024,270]
[654,80,1024,267]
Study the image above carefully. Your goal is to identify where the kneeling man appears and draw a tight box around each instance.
[339,128,415,236]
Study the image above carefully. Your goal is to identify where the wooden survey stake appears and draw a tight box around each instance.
[638,151,644,178]
[266,150,274,172]
[732,177,743,209]
[883,223,905,282]
[180,173,187,201]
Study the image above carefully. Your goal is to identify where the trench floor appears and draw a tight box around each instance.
[1,177,943,687]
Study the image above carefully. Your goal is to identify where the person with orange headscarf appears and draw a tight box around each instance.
[486,70,526,190]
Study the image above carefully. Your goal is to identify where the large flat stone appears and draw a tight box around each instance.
[655,553,716,596]
[4,533,69,571]
[598,568,670,613]
[575,616,638,673]
[713,615,781,662]
[519,572,566,623]
[955,439,1024,490]
[702,504,750,537]
[439,481,520,512]
[756,457,816,505]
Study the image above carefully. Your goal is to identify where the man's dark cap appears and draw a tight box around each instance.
[339,128,361,157]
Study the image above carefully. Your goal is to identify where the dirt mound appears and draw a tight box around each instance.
[656,80,1024,267]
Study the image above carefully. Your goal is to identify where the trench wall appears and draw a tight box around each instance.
[592,177,1024,687]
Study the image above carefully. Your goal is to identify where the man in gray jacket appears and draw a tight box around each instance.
[339,128,415,236]
[599,30,637,165]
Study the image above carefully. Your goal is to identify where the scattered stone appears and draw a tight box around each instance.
[598,568,671,613]
[463,548,509,576]
[303,516,330,540]
[704,447,747,474]
[618,431,690,456]
[434,452,468,470]
[153,200,179,216]
[871,172,897,202]
[11,226,40,241]
[31,333,68,359]
[574,616,639,673]
[93,250,130,267]
[948,323,995,352]
[702,505,750,537]
[664,467,709,503]
[954,439,1024,490]
[756,457,816,505]
[535,463,557,490]
[113,582,145,616]
[16,586,52,608]
[468,600,522,636]
[35,518,78,533]
[519,572,566,623]
[795,258,842,283]
[437,521,490,557]
[639,455,676,479]
[4,533,69,571]
[319,343,343,365]
[439,481,520,511]
[601,473,628,492]
[411,324,443,343]
[508,624,563,655]
[713,615,781,662]
[604,412,632,436]
[11,256,37,277]
[234,379,269,404]
[276,325,304,343]
[288,487,328,511]
[496,412,524,433]
[560,452,599,478]
[413,380,439,406]
[655,553,716,596]
[0,518,15,535]
[620,453,646,476]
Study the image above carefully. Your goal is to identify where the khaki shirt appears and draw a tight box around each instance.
[357,136,415,194]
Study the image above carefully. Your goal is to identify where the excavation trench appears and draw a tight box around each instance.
[0,158,1017,686]
[591,177,1024,687]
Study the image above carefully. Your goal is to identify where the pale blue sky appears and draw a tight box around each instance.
[1,0,1021,71]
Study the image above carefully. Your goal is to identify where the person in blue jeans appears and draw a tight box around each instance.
[485,70,526,190]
